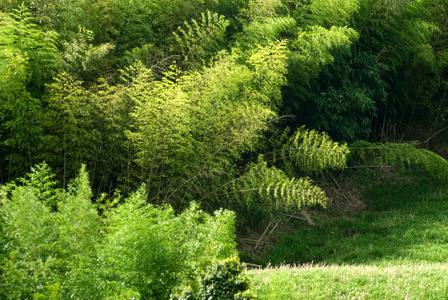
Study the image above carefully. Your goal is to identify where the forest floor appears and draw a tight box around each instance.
[244,168,448,299]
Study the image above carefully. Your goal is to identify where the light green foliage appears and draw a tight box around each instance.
[102,195,237,298]
[0,36,29,92]
[126,42,288,206]
[173,11,230,69]
[282,126,349,174]
[125,65,203,199]
[350,141,448,180]
[0,165,240,299]
[235,17,297,49]
[248,42,289,109]
[0,8,59,179]
[41,73,101,187]
[17,163,62,210]
[41,73,132,192]
[236,155,327,213]
[100,188,183,299]
[291,26,359,76]
[0,164,103,299]
[0,7,59,92]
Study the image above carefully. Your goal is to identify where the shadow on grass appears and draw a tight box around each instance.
[255,173,448,266]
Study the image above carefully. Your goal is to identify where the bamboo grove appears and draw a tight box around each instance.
[1,0,448,233]
[1,0,448,298]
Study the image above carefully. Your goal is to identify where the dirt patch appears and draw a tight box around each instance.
[324,175,366,215]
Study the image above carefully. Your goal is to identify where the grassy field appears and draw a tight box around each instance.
[248,263,448,299]
[245,170,448,299]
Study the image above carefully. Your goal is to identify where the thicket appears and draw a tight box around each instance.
[0,164,248,299]
[1,0,448,297]
[1,0,447,195]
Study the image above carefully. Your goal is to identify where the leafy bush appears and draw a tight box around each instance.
[197,256,256,300]
[0,164,241,299]
[0,164,103,299]
[349,141,448,179]
[101,190,237,299]
[172,256,256,300]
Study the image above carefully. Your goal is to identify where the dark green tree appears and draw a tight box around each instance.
[304,47,388,142]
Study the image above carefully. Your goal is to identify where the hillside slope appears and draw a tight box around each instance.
[246,170,448,298]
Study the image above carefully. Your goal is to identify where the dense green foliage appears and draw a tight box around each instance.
[0,8,58,178]
[0,165,238,299]
[172,256,256,300]
[1,0,447,200]
[197,256,256,300]
[2,0,448,297]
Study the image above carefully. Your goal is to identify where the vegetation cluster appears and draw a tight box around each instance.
[1,0,448,298]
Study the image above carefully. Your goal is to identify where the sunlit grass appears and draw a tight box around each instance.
[248,262,448,299]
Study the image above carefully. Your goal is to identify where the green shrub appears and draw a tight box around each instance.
[349,141,448,180]
[0,164,103,299]
[197,256,256,300]
[0,164,240,299]
[171,256,257,300]
[101,189,237,299]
